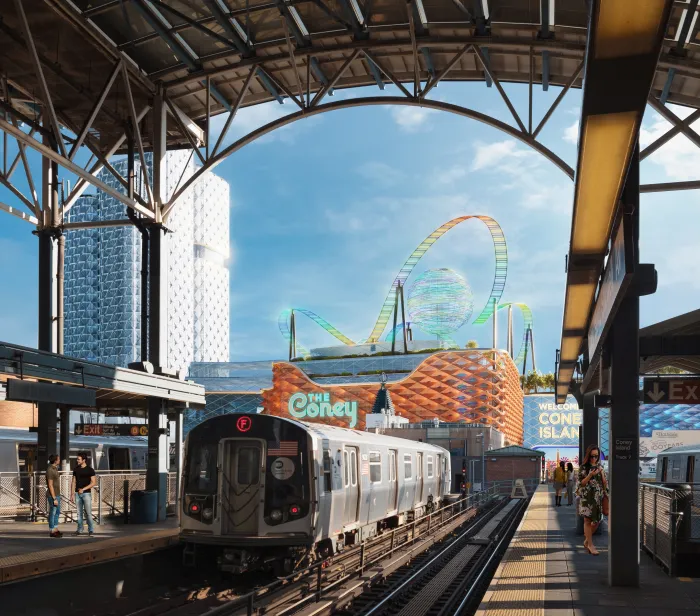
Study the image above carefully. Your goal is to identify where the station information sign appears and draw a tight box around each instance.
[643,378,700,404]
[74,424,148,437]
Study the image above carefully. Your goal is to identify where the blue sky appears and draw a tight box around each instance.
[1,80,700,373]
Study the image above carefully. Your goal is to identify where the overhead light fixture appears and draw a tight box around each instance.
[562,282,597,331]
[571,111,638,255]
[560,336,583,363]
[594,0,669,60]
[288,6,310,37]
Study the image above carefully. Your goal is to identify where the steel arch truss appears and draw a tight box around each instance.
[497,302,533,368]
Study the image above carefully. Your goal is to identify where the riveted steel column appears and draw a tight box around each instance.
[608,148,641,588]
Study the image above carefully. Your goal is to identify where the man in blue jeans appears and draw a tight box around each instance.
[70,452,96,536]
[46,454,62,537]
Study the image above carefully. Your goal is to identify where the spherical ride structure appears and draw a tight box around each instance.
[407,268,474,344]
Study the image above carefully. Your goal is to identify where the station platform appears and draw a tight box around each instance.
[477,485,700,616]
[0,517,179,584]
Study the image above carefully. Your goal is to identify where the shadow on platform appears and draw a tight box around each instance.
[478,485,700,616]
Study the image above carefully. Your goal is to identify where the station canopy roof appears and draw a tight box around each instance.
[4,1,700,153]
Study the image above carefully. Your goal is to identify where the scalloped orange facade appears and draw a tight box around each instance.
[261,350,524,445]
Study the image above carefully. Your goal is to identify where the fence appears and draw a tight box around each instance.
[0,471,178,524]
[639,482,700,576]
[485,478,540,497]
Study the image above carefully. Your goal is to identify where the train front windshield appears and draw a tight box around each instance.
[185,440,218,495]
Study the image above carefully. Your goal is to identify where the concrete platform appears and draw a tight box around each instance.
[477,485,700,616]
[0,518,179,583]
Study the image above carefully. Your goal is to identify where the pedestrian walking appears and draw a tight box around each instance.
[578,444,608,556]
[70,452,96,536]
[566,462,575,506]
[46,454,62,538]
[553,461,566,506]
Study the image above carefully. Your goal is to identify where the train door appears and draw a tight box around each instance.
[417,452,423,503]
[343,447,359,525]
[221,440,262,534]
[661,456,669,482]
[108,447,130,470]
[687,456,695,483]
[388,450,398,512]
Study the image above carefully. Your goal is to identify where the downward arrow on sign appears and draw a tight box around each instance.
[647,382,665,403]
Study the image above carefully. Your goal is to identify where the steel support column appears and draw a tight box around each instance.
[36,146,60,470]
[59,406,70,471]
[608,148,641,588]
[147,398,168,521]
[175,409,184,521]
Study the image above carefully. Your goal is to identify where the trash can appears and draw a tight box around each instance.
[130,490,157,524]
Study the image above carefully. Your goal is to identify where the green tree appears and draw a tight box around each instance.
[465,340,479,349]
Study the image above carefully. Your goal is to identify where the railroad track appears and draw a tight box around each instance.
[117,490,506,616]
[350,497,527,616]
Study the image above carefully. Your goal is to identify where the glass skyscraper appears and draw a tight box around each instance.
[64,151,230,370]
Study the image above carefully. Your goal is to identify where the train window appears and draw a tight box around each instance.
[323,450,332,492]
[661,457,669,482]
[427,456,434,479]
[369,452,382,483]
[343,450,350,488]
[390,451,396,482]
[404,454,412,479]
[185,442,218,494]
[350,450,357,486]
[237,447,260,485]
[672,458,681,480]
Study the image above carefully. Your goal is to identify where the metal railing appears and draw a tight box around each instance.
[0,471,178,524]
[484,478,540,496]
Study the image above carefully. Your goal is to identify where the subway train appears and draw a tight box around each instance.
[180,414,452,574]
[0,428,148,473]
[656,445,699,483]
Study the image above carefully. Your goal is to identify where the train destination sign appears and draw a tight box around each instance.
[288,392,358,428]
[643,378,700,404]
[74,424,148,437]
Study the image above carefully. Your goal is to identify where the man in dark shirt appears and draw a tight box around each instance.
[46,454,62,537]
[70,452,96,536]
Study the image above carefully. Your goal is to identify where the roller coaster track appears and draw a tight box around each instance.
[278,308,356,359]
[497,302,533,368]
[279,216,508,354]
[366,216,507,342]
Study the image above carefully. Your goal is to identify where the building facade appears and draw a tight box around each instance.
[262,350,524,444]
[64,151,230,370]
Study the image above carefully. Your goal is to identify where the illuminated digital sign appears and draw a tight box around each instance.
[288,392,358,428]
[524,395,582,448]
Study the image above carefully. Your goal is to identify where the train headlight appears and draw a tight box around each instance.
[270,509,283,521]
[202,507,213,521]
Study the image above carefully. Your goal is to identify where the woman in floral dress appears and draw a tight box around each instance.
[577,444,608,555]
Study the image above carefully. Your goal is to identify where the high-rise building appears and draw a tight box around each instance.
[64,151,230,370]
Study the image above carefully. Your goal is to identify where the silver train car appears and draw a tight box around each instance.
[0,428,148,473]
[180,414,452,573]
[656,444,699,483]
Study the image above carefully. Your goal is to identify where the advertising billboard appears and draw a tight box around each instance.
[523,394,582,449]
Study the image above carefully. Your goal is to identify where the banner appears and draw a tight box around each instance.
[524,395,581,449]
[639,430,700,457]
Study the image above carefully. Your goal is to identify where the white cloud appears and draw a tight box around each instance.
[356,161,404,186]
[563,120,579,144]
[640,106,700,181]
[389,106,434,132]
[435,165,467,185]
[470,140,573,213]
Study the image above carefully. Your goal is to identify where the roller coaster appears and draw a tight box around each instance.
[278,215,533,366]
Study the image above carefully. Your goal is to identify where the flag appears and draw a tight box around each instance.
[268,441,298,456]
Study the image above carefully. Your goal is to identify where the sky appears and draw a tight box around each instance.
[1,80,700,374]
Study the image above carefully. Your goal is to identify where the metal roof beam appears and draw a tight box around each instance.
[133,0,198,71]
[660,68,675,104]
[275,0,309,47]
[310,58,335,95]
[674,0,699,54]
[472,0,489,36]
[421,48,436,78]
[202,0,252,55]
[336,0,365,35]
[542,50,550,91]
[256,69,285,104]
[480,47,493,87]
[364,56,385,89]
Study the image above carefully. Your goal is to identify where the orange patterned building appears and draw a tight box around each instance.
[262,350,524,445]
